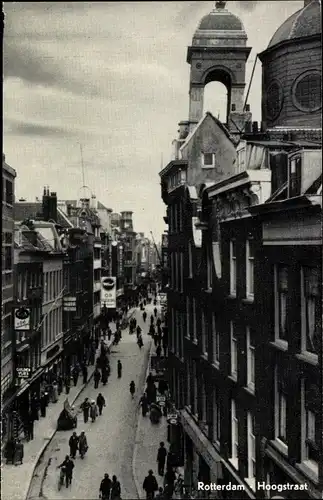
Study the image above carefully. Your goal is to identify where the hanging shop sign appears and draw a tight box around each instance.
[14,307,31,331]
[63,296,77,312]
[16,367,32,379]
[100,276,116,308]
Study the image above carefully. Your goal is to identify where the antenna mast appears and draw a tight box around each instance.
[80,143,86,194]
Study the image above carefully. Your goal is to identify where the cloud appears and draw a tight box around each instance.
[235,1,259,11]
[5,119,75,138]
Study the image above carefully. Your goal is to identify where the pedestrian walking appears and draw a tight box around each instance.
[40,392,47,417]
[72,365,79,386]
[64,375,71,394]
[82,365,88,385]
[94,368,101,389]
[157,442,167,476]
[90,400,98,422]
[143,470,159,500]
[100,473,112,500]
[57,455,74,488]
[57,374,63,395]
[110,475,121,500]
[31,393,39,421]
[139,393,149,416]
[156,345,162,357]
[117,360,122,378]
[97,393,106,415]
[81,397,91,423]
[69,432,79,459]
[102,366,108,385]
[130,381,136,399]
[51,381,58,403]
[78,431,88,458]
[13,439,24,465]
[107,327,112,341]
[154,307,157,317]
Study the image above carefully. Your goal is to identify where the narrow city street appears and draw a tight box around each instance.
[33,304,156,500]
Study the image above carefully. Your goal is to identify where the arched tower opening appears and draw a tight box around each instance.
[203,68,232,124]
[187,0,251,133]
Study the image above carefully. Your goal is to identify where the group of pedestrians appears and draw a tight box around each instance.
[80,394,106,423]
[142,442,182,499]
[99,473,122,499]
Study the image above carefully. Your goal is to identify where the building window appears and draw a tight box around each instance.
[186,297,190,339]
[230,240,237,295]
[246,327,255,390]
[237,148,246,172]
[174,204,178,233]
[275,265,288,343]
[301,380,319,473]
[193,361,198,416]
[246,239,255,299]
[180,253,184,292]
[231,400,239,466]
[5,180,14,205]
[230,322,238,380]
[202,153,215,168]
[305,409,318,463]
[188,242,193,278]
[212,314,220,365]
[266,80,284,120]
[201,309,207,355]
[288,156,302,198]
[171,253,175,289]
[301,267,320,356]
[275,369,287,445]
[207,245,213,289]
[4,247,12,270]
[292,71,322,113]
[212,388,220,444]
[192,297,197,342]
[247,413,256,483]
[186,361,191,409]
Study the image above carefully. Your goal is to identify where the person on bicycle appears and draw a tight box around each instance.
[137,335,143,349]
[130,381,136,399]
[99,473,112,500]
[57,455,74,488]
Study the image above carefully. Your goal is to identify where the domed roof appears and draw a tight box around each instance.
[197,1,244,32]
[268,0,321,49]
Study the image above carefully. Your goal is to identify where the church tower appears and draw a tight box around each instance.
[187,0,251,133]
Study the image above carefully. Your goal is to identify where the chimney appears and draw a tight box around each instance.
[42,186,50,220]
[178,121,189,140]
[48,192,57,222]
[245,104,250,112]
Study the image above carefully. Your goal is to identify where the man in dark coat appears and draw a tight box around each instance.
[81,397,91,423]
[111,475,121,500]
[69,431,79,459]
[26,411,34,440]
[58,455,74,488]
[40,393,47,417]
[143,470,158,500]
[82,365,88,385]
[157,442,167,476]
[96,393,106,415]
[72,365,79,386]
[100,473,112,500]
[94,368,101,389]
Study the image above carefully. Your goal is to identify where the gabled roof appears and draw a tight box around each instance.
[179,111,236,152]
[14,202,42,222]
[14,202,72,228]
[97,201,112,211]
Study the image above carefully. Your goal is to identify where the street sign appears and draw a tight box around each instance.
[16,367,31,379]
[14,307,31,331]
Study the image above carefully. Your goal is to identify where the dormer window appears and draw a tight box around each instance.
[288,156,301,198]
[202,153,215,168]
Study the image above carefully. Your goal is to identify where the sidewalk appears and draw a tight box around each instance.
[132,344,168,499]
[1,312,134,500]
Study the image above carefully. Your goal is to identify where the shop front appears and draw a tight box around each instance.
[181,409,254,499]
[261,446,320,500]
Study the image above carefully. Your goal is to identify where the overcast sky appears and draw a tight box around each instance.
[3,1,303,239]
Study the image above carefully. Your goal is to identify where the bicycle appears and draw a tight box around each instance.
[58,468,65,491]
